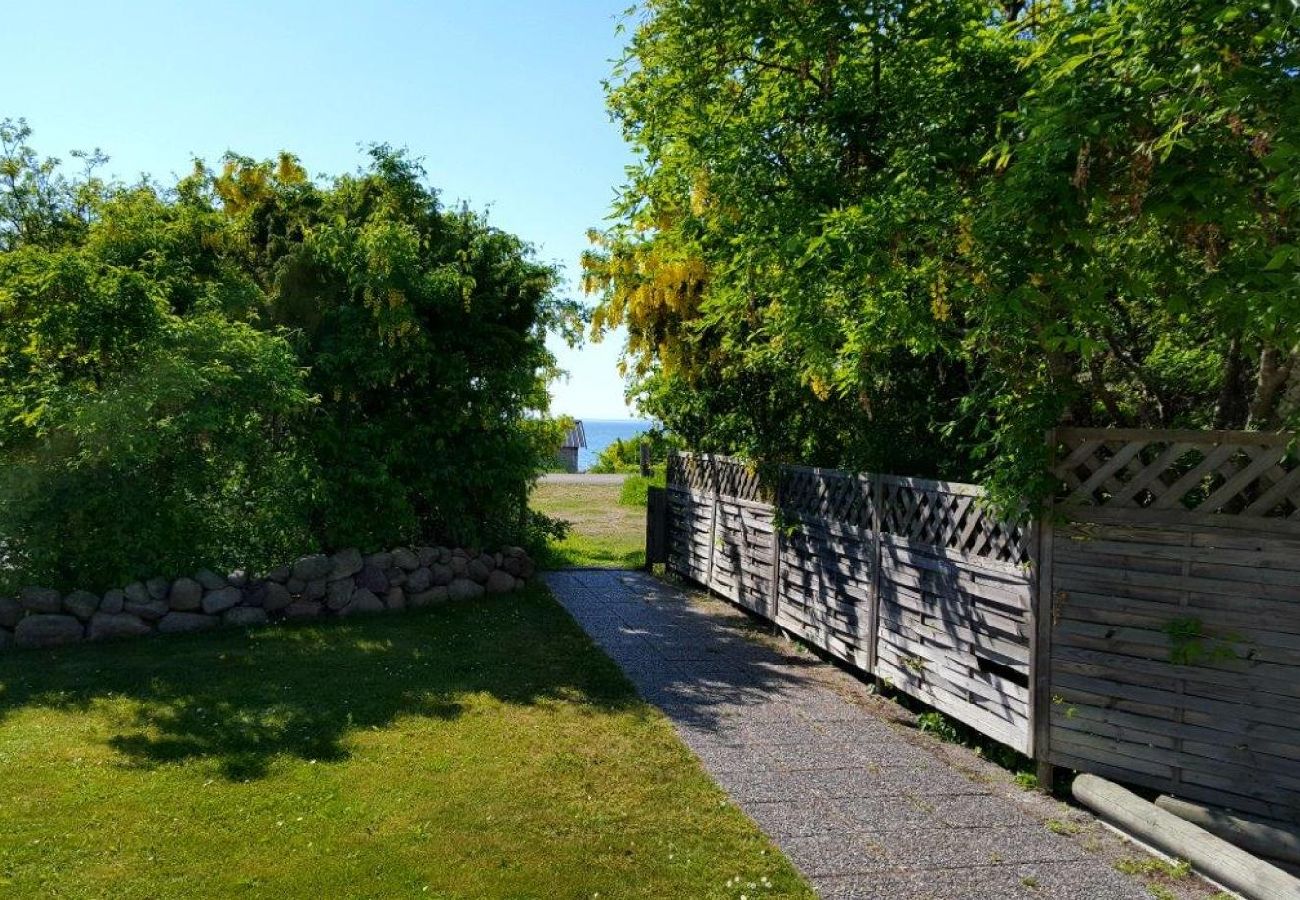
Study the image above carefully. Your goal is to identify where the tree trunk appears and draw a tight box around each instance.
[1213,333,1249,430]
[1248,345,1296,430]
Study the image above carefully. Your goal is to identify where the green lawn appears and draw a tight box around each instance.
[531,479,647,569]
[0,586,810,898]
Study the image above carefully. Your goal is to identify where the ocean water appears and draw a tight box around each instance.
[578,419,655,472]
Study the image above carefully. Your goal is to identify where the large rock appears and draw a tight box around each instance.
[485,570,516,595]
[329,548,363,581]
[0,628,11,650]
[291,553,332,582]
[392,548,420,571]
[124,582,150,605]
[340,589,385,617]
[436,546,453,564]
[157,612,216,634]
[194,569,227,591]
[286,577,306,595]
[502,555,524,577]
[146,577,170,601]
[430,564,454,586]
[124,597,169,621]
[241,582,267,607]
[364,551,392,571]
[283,600,322,620]
[168,577,204,611]
[263,582,293,613]
[88,612,152,642]
[409,587,448,608]
[223,607,268,628]
[201,587,242,615]
[0,596,25,628]
[447,578,484,602]
[101,589,126,615]
[406,567,433,593]
[227,570,248,588]
[325,579,354,611]
[302,579,327,601]
[266,565,292,584]
[63,590,100,621]
[466,557,492,584]
[450,555,468,577]
[384,586,406,610]
[385,568,407,587]
[20,587,62,614]
[416,546,437,566]
[15,614,84,648]
[356,565,388,594]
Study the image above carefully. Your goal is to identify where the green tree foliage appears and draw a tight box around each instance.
[588,425,681,473]
[587,1,1300,502]
[0,121,576,590]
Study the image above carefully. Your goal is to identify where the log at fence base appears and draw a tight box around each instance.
[1072,774,1300,900]
[1155,795,1300,868]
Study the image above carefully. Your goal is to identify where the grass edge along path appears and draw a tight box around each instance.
[0,584,812,899]
[531,478,647,569]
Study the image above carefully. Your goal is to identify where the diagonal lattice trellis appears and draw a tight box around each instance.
[666,452,763,502]
[1054,428,1300,518]
[779,467,874,529]
[878,477,1031,565]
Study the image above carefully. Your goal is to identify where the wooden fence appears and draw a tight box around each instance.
[655,430,1300,821]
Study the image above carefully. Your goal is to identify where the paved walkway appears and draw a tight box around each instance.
[546,569,1150,900]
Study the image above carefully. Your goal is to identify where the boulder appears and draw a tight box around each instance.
[124,597,169,621]
[263,582,293,613]
[341,589,385,616]
[329,548,363,581]
[223,607,268,628]
[385,568,407,587]
[485,570,516,595]
[356,564,389,594]
[0,596,24,628]
[392,547,420,571]
[466,557,492,584]
[518,557,535,579]
[14,614,83,648]
[302,579,327,601]
[283,600,322,620]
[286,577,306,595]
[88,612,152,642]
[409,587,448,608]
[430,564,454,586]
[20,587,62,614]
[447,578,485,602]
[436,547,452,564]
[168,577,204,611]
[157,612,217,635]
[101,589,126,615]
[241,582,268,608]
[416,546,437,566]
[406,567,433,593]
[146,577,170,601]
[0,628,11,650]
[63,590,100,621]
[450,555,468,577]
[266,565,292,584]
[201,587,242,615]
[364,551,393,571]
[194,569,227,591]
[291,553,332,582]
[227,570,248,588]
[124,582,150,605]
[384,586,406,610]
[502,556,524,577]
[325,579,354,611]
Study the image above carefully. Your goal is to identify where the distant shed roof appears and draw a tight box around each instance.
[562,420,587,449]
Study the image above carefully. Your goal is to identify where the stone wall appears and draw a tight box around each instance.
[0,545,534,651]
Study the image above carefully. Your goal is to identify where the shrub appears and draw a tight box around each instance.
[589,425,679,474]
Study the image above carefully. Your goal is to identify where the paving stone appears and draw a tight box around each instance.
[780,833,897,877]
[871,825,1090,871]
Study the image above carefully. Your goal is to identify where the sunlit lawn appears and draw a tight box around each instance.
[0,586,810,898]
[531,478,646,569]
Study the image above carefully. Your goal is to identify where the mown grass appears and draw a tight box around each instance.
[0,586,811,898]
[531,479,646,569]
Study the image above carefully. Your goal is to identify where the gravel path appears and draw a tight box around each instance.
[539,473,629,485]
[545,569,1153,900]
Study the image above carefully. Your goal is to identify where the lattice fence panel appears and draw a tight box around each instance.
[878,476,1031,565]
[667,452,764,502]
[1054,428,1300,519]
[779,467,874,529]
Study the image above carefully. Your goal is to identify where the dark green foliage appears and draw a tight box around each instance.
[0,122,577,590]
[589,424,680,473]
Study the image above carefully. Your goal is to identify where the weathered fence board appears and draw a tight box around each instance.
[1047,428,1300,823]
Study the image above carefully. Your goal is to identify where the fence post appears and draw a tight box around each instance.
[768,466,783,621]
[866,471,884,677]
[705,455,720,591]
[644,486,667,570]
[1031,429,1058,788]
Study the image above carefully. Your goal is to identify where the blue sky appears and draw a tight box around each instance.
[4,0,639,419]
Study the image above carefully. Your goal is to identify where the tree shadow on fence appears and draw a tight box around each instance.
[0,586,647,780]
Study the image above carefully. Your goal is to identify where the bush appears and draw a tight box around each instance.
[618,469,666,508]
[0,123,578,590]
[589,425,679,474]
